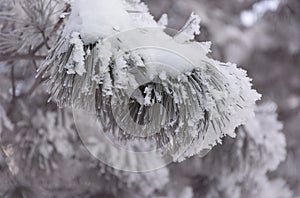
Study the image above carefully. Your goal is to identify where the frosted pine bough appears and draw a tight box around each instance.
[38,0,261,161]
[197,102,291,198]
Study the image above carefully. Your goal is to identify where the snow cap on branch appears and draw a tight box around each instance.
[64,0,134,44]
[39,0,261,162]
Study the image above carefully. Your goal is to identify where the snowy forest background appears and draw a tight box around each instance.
[0,0,299,197]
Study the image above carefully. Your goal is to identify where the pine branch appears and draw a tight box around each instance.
[0,54,46,62]
[30,3,70,55]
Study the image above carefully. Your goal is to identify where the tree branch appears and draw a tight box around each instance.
[30,3,70,55]
[0,54,46,62]
[16,76,48,99]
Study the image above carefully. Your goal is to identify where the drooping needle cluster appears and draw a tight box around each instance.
[38,0,261,160]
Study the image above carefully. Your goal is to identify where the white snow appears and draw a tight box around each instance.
[158,14,168,27]
[69,32,86,75]
[174,12,201,43]
[64,0,134,44]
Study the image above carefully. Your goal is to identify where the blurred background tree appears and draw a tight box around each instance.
[0,0,299,197]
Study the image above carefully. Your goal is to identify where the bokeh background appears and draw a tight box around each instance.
[0,0,299,197]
